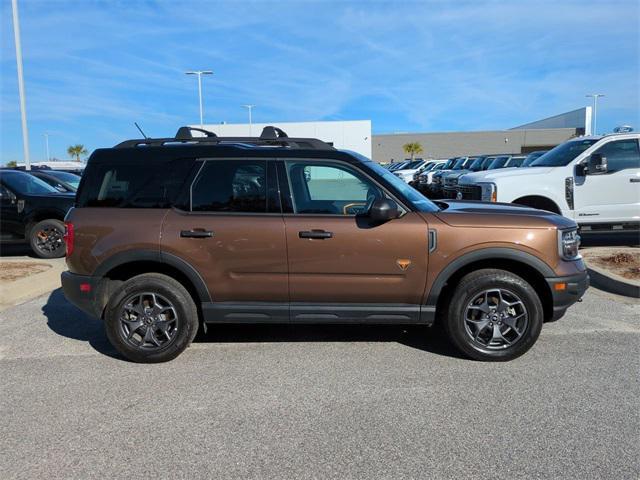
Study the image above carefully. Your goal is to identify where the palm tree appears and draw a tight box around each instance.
[67,144,87,162]
[403,142,424,160]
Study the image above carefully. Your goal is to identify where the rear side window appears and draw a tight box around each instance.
[77,158,194,208]
[191,160,267,213]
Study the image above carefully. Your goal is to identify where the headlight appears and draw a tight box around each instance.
[558,229,581,260]
[479,183,497,202]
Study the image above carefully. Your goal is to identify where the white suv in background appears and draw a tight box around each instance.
[392,159,427,183]
[457,133,640,231]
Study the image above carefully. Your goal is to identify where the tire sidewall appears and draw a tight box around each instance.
[447,272,544,361]
[29,219,66,259]
[104,274,198,363]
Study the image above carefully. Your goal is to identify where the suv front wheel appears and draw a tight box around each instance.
[443,269,543,361]
[104,273,199,363]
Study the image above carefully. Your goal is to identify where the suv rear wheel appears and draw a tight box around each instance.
[443,269,543,361]
[29,219,66,258]
[104,273,199,363]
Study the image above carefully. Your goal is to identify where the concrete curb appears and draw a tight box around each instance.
[587,265,640,299]
[0,260,65,312]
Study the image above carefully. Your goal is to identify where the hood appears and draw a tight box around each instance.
[459,166,555,184]
[433,200,577,229]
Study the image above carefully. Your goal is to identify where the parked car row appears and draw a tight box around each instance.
[0,168,79,258]
[384,131,640,234]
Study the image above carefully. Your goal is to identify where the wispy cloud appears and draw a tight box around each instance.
[1,0,638,160]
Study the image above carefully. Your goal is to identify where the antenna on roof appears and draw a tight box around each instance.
[134,122,149,139]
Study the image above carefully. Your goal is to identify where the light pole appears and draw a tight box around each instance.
[242,104,255,136]
[185,70,213,128]
[44,132,50,161]
[586,93,605,135]
[11,0,30,170]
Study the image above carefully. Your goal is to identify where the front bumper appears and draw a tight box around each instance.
[61,271,103,318]
[545,271,589,321]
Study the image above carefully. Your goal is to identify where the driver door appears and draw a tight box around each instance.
[280,159,430,321]
[0,184,22,240]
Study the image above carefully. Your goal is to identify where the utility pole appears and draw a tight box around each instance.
[185,70,213,128]
[11,0,31,170]
[242,104,255,136]
[586,94,605,135]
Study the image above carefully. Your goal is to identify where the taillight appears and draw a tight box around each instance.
[64,222,74,256]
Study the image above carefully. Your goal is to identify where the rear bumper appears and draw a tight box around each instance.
[61,271,102,318]
[545,271,589,321]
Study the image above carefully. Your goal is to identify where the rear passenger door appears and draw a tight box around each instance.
[161,158,289,320]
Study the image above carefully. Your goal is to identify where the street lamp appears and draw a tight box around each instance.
[185,70,213,128]
[586,93,605,135]
[242,104,255,136]
[11,0,30,170]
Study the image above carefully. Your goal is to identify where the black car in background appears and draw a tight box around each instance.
[30,170,81,193]
[0,170,74,258]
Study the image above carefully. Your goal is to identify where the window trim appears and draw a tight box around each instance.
[280,158,409,217]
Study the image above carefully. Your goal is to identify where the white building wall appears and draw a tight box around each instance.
[197,120,372,158]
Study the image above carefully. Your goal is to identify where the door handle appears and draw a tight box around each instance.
[630,178,640,183]
[180,229,214,238]
[299,230,333,239]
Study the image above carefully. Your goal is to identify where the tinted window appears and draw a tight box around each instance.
[593,139,640,172]
[532,139,598,167]
[77,158,194,208]
[192,160,267,212]
[47,171,81,189]
[0,171,58,195]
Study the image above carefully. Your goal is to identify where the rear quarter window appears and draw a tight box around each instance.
[76,158,195,208]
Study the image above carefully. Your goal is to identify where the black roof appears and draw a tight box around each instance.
[90,125,366,165]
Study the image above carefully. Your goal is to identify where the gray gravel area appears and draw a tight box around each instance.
[1,288,638,479]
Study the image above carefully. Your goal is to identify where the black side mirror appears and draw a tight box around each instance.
[587,153,607,175]
[369,198,399,223]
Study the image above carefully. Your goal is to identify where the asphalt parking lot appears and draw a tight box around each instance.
[1,286,638,479]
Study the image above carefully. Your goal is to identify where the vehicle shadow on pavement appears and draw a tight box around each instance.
[195,323,466,359]
[43,288,121,359]
[0,244,38,258]
[42,288,464,360]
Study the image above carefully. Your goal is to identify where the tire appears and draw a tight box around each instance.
[104,273,199,363]
[29,219,66,258]
[442,269,543,361]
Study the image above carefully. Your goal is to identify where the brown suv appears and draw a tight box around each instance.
[61,126,588,363]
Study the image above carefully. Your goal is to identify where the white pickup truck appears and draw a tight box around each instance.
[456,133,640,231]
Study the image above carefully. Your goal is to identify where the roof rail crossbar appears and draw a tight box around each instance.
[175,126,217,140]
[114,125,335,150]
[260,126,288,139]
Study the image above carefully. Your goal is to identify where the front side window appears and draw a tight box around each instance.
[286,161,382,215]
[592,139,640,173]
[191,160,267,212]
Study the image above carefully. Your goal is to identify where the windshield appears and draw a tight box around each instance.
[47,171,81,189]
[441,159,456,169]
[1,171,59,195]
[508,157,525,167]
[468,157,486,171]
[365,162,439,212]
[531,139,599,167]
[452,158,467,170]
[488,156,510,169]
[522,151,546,167]
[403,160,423,169]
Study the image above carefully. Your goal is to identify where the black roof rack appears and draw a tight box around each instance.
[114,125,335,150]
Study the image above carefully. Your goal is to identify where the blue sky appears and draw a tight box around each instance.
[1,0,638,163]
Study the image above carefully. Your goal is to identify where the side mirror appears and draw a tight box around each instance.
[369,198,399,223]
[587,153,607,175]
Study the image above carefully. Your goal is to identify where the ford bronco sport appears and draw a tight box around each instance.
[61,126,588,363]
